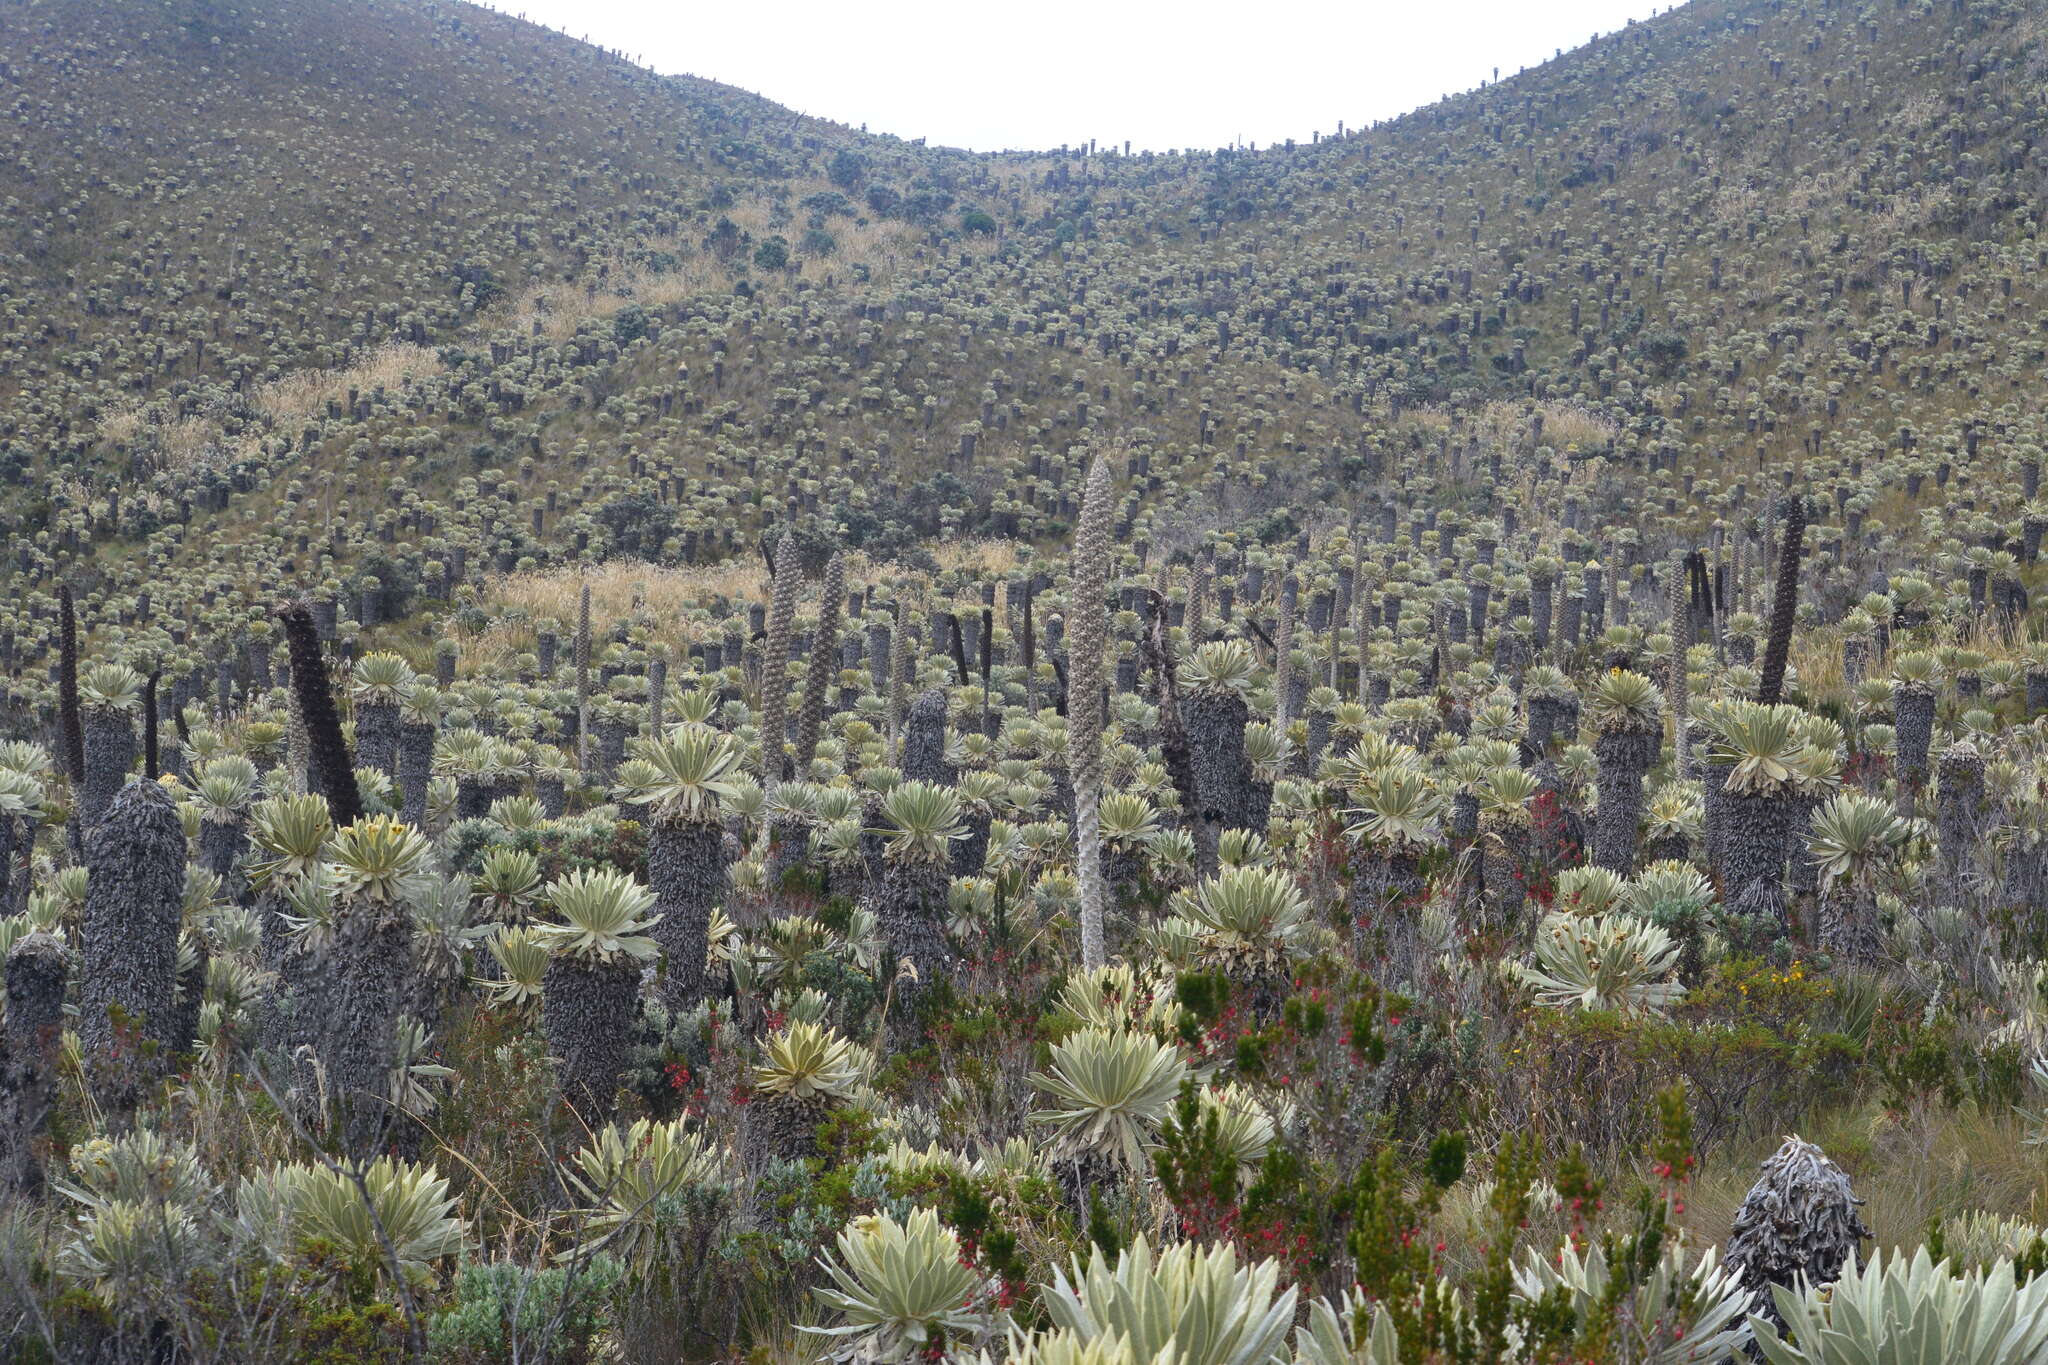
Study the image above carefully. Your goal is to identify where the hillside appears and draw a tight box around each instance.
[9,2,2048,1361]
[4,0,2046,696]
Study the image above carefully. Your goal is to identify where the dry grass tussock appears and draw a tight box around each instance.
[1400,399,1620,454]
[466,538,1030,673]
[509,195,924,343]
[96,342,447,473]
[249,342,444,425]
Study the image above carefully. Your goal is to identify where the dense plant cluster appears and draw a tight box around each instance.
[8,0,2048,1361]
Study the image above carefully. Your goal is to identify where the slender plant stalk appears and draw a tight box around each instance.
[794,549,845,772]
[278,602,363,827]
[574,581,592,771]
[759,531,800,785]
[143,669,161,780]
[57,585,84,788]
[1758,495,1807,706]
[1666,555,1691,774]
[1069,454,1114,970]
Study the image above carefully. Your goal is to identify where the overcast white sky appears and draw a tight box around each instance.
[486,0,1673,154]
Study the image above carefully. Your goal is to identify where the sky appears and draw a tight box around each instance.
[488,0,1674,154]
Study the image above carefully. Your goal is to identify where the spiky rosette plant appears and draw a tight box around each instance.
[1344,763,1443,924]
[1890,650,1942,788]
[1754,1246,2048,1365]
[1478,766,1541,930]
[1587,669,1665,875]
[349,651,414,776]
[1098,789,1160,908]
[246,1156,466,1290]
[1040,1235,1295,1365]
[1030,1025,1189,1198]
[483,925,548,1016]
[561,1116,731,1276]
[622,723,741,1008]
[1176,865,1315,1011]
[1808,791,1907,963]
[78,777,186,1114]
[1517,911,1684,1016]
[0,760,45,914]
[1182,640,1257,846]
[749,1018,863,1165]
[806,1208,993,1362]
[191,755,258,890]
[874,779,964,1042]
[473,845,542,924]
[1625,859,1718,984]
[1642,781,1703,864]
[534,866,661,1123]
[77,662,144,828]
[1705,701,1810,938]
[1510,1238,1753,1365]
[299,813,432,1156]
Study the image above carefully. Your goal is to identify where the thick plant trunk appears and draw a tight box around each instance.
[1895,691,1935,788]
[356,700,400,776]
[200,813,249,901]
[900,688,951,786]
[302,906,413,1160]
[1936,741,1984,903]
[1592,726,1658,874]
[1481,814,1530,934]
[542,954,640,1126]
[649,820,726,1009]
[1721,787,1793,943]
[1347,846,1423,947]
[80,709,135,829]
[398,721,435,826]
[744,1093,828,1170]
[1818,883,1883,964]
[876,856,951,1047]
[79,779,185,1116]
[2,932,71,1195]
[1185,689,1250,842]
[951,808,992,879]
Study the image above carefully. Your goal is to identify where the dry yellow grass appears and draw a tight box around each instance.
[509,191,926,343]
[250,341,444,425]
[97,341,447,474]
[464,537,1032,675]
[931,539,1026,577]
